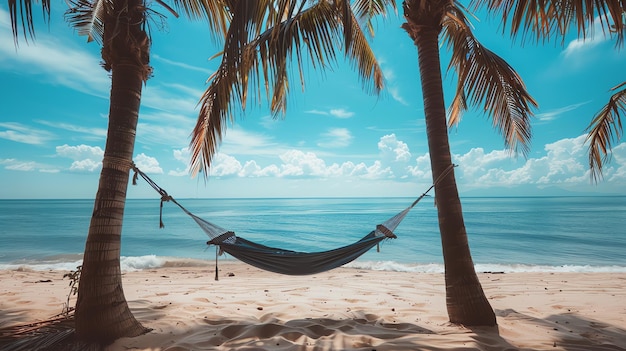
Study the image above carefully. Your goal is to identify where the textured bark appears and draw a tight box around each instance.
[75,0,150,342]
[402,0,496,326]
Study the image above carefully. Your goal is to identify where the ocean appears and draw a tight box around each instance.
[1,196,625,273]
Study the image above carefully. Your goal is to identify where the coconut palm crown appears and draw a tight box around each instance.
[189,0,395,176]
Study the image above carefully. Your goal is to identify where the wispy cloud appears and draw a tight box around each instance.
[0,122,56,145]
[305,108,354,118]
[0,158,60,173]
[0,10,109,97]
[317,128,353,148]
[37,120,107,140]
[153,54,213,75]
[305,109,329,115]
[330,109,354,118]
[536,101,591,122]
[381,59,408,106]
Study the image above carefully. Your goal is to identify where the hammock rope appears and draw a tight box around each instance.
[131,163,455,279]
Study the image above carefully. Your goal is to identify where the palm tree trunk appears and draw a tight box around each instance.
[75,61,149,343]
[75,0,150,342]
[413,27,496,326]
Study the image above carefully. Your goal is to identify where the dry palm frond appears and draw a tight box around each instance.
[169,0,230,38]
[353,0,398,36]
[8,0,51,45]
[443,6,538,157]
[65,0,109,43]
[471,0,626,47]
[586,81,626,182]
[0,311,99,351]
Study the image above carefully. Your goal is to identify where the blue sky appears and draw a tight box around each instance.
[1,4,625,199]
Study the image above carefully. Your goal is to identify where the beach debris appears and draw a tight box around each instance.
[62,266,82,317]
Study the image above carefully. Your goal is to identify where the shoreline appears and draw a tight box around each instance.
[2,264,625,350]
[3,255,626,274]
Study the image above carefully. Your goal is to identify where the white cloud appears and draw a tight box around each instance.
[279,150,327,176]
[451,134,626,191]
[56,144,104,172]
[69,158,101,172]
[455,148,513,178]
[317,128,353,148]
[378,134,411,162]
[56,144,103,160]
[563,16,612,58]
[329,108,354,118]
[210,153,242,177]
[134,153,163,174]
[607,143,626,182]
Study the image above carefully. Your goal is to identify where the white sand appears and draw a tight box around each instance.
[1,262,625,350]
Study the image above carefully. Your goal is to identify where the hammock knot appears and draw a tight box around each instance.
[207,231,237,245]
[376,224,397,239]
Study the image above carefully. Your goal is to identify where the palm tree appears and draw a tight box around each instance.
[8,0,230,343]
[471,0,626,181]
[399,0,537,325]
[190,0,537,327]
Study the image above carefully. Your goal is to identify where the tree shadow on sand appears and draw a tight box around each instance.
[468,309,626,351]
[3,308,625,351]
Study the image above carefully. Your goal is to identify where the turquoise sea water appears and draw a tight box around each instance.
[1,196,625,272]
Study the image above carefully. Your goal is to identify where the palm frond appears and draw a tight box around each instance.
[65,0,108,43]
[353,0,397,22]
[471,0,626,47]
[190,0,389,176]
[443,7,538,157]
[189,0,272,177]
[353,0,397,36]
[169,0,230,38]
[585,81,626,182]
[8,0,51,45]
[345,9,385,95]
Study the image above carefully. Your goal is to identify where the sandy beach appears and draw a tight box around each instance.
[1,262,625,350]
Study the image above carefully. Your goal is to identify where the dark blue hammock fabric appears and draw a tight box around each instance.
[214,231,387,275]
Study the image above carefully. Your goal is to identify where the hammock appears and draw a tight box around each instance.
[131,164,453,278]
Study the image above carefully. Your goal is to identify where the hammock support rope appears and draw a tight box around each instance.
[131,163,455,279]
